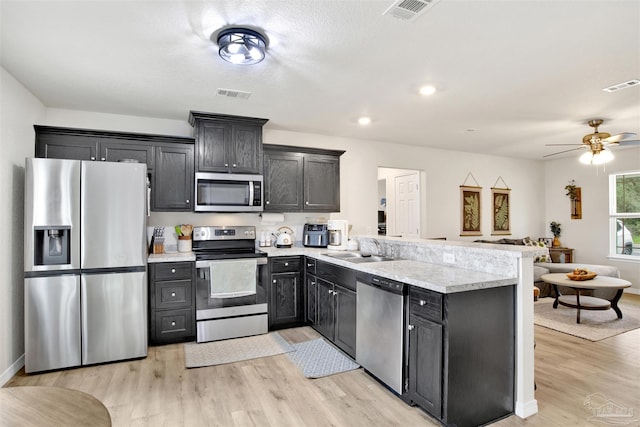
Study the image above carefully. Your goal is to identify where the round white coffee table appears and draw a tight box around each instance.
[540,273,631,324]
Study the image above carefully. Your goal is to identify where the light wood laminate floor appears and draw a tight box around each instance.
[5,294,640,426]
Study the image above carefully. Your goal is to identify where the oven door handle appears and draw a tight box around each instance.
[196,258,268,268]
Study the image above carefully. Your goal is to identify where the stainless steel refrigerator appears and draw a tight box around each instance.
[24,158,148,373]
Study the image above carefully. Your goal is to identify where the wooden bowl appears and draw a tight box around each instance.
[566,272,597,281]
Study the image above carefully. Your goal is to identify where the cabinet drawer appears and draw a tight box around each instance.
[409,287,443,322]
[305,257,316,275]
[154,262,193,281]
[317,261,356,292]
[153,307,195,342]
[270,256,301,273]
[154,279,192,309]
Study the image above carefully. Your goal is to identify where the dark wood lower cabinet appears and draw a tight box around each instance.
[269,257,304,329]
[406,285,515,427]
[408,313,442,418]
[149,262,196,345]
[310,261,357,358]
[315,278,335,340]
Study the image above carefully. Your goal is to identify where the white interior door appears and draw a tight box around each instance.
[393,172,420,238]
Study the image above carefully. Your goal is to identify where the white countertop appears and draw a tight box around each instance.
[259,244,517,294]
[147,244,517,293]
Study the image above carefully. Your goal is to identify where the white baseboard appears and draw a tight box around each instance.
[515,398,539,418]
[1,353,24,387]
[625,288,639,296]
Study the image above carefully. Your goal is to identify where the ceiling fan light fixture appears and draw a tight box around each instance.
[579,149,614,165]
[216,27,267,65]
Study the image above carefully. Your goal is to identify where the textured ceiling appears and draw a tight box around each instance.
[1,0,639,161]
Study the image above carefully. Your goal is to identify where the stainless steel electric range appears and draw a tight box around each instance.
[192,226,268,343]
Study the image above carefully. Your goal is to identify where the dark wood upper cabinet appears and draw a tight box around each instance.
[189,111,268,174]
[35,131,98,161]
[153,144,194,211]
[263,145,344,213]
[100,139,154,169]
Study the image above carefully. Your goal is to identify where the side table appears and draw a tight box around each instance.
[549,247,573,263]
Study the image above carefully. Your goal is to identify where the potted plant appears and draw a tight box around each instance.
[550,221,561,247]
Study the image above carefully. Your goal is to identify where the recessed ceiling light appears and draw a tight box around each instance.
[419,85,436,96]
[358,117,372,125]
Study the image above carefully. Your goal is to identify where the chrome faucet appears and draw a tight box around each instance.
[371,239,383,256]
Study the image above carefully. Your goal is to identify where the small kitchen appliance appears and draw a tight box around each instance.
[327,219,349,250]
[303,223,329,248]
[274,226,294,248]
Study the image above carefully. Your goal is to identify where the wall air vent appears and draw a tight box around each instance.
[602,79,640,93]
[216,88,252,100]
[382,0,441,21]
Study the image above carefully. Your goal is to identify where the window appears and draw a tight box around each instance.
[610,171,640,257]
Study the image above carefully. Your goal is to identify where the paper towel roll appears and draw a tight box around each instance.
[260,213,285,225]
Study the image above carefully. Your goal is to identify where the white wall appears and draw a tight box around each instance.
[0,67,45,384]
[544,149,640,292]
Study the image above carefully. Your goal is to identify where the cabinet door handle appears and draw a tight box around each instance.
[224,163,229,167]
[90,156,96,161]
[328,289,332,295]
[273,279,277,284]
[101,157,106,161]
[171,321,176,326]
[171,268,176,273]
[419,300,427,306]
[284,262,289,266]
[171,292,176,297]
[232,164,237,168]
[266,201,270,205]
[307,263,312,267]
[305,201,309,205]
[186,199,190,204]
[408,324,415,331]
[311,281,315,285]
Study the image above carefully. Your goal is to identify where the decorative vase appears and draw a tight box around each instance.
[552,237,561,248]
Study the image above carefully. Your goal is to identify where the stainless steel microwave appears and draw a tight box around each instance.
[194,172,263,212]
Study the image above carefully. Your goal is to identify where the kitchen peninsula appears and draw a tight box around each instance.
[262,235,540,424]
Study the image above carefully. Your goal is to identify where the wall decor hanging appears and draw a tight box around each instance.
[565,179,582,219]
[491,176,511,235]
[460,173,482,236]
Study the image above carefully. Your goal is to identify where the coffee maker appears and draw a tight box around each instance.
[327,220,348,250]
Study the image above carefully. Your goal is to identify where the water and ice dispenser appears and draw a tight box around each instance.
[34,227,71,266]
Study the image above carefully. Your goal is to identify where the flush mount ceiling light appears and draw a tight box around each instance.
[216,27,267,65]
[358,117,372,125]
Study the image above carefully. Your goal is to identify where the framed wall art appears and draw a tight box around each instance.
[491,186,511,235]
[460,185,482,236]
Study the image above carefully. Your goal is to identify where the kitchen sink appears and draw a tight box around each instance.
[323,252,395,263]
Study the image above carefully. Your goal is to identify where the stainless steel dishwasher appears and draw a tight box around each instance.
[356,274,406,394]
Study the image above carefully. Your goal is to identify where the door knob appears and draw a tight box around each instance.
[408,325,415,331]
[419,300,427,306]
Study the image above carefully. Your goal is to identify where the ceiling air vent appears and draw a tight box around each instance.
[602,79,640,93]
[216,88,251,100]
[383,0,441,21]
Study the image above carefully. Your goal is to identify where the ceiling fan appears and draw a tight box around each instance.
[544,119,640,164]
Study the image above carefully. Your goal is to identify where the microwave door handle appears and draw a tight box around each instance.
[248,181,254,206]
